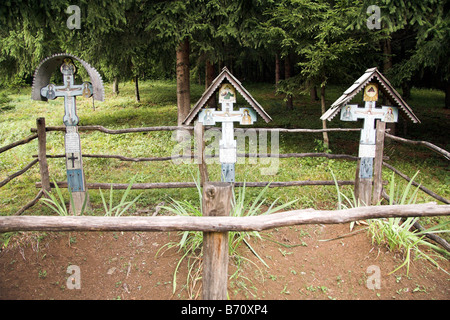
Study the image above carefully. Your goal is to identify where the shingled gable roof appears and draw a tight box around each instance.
[320,67,420,123]
[183,67,272,125]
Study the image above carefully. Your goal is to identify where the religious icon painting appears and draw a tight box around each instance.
[82,82,93,98]
[198,108,216,125]
[219,84,236,104]
[42,84,56,100]
[340,104,355,121]
[363,83,378,102]
[239,107,256,125]
[60,58,77,75]
[382,106,398,123]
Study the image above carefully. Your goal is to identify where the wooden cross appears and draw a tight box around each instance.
[341,102,398,145]
[341,101,398,181]
[197,101,256,183]
[40,58,92,214]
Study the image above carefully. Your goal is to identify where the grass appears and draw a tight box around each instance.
[368,172,450,276]
[0,79,448,236]
[157,174,298,298]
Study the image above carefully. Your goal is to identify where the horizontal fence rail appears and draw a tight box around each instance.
[0,133,38,154]
[385,133,450,160]
[36,180,356,190]
[1,203,448,233]
[32,152,361,162]
[30,125,362,134]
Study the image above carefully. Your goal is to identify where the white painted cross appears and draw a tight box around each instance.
[341,101,398,179]
[197,86,257,182]
[341,101,398,145]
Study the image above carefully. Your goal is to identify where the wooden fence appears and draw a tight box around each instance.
[1,119,450,299]
[1,117,449,215]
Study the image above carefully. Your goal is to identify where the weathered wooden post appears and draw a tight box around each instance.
[372,120,386,204]
[194,121,209,186]
[32,53,104,214]
[36,117,51,196]
[321,67,420,205]
[202,182,232,300]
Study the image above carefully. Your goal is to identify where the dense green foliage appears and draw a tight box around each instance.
[0,0,448,103]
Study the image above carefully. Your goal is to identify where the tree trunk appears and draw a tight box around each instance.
[402,81,411,101]
[134,75,140,102]
[445,81,450,109]
[320,85,329,149]
[205,59,216,108]
[284,54,293,110]
[275,53,280,91]
[308,80,318,101]
[383,38,392,73]
[176,38,191,126]
[112,77,119,96]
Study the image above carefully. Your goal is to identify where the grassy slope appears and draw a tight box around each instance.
[0,80,448,220]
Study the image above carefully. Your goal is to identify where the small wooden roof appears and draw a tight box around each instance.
[183,67,272,125]
[320,67,420,123]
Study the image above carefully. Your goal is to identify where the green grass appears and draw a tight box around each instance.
[0,79,448,222]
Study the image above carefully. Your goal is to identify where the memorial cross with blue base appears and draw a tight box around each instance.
[197,84,256,182]
[340,83,398,179]
[40,58,93,214]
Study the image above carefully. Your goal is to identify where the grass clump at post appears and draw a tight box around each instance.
[158,173,297,298]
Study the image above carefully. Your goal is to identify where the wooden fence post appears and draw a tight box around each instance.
[354,159,372,206]
[36,118,51,196]
[194,121,209,186]
[202,182,232,300]
[372,120,386,205]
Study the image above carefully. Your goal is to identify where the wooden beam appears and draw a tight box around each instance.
[194,121,209,185]
[31,125,193,134]
[33,152,361,162]
[385,133,450,160]
[0,203,448,233]
[0,159,38,188]
[0,133,38,154]
[30,125,361,134]
[36,118,51,195]
[14,190,44,216]
[372,120,386,205]
[36,180,355,190]
[382,162,450,204]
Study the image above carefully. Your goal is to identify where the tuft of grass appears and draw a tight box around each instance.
[99,175,142,216]
[332,169,449,276]
[40,179,88,216]
[368,172,450,276]
[158,172,298,297]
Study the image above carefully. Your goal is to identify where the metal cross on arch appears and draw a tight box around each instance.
[40,58,93,126]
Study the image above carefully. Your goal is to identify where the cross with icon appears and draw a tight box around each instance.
[197,84,257,182]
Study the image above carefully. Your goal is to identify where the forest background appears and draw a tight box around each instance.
[0,0,449,126]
